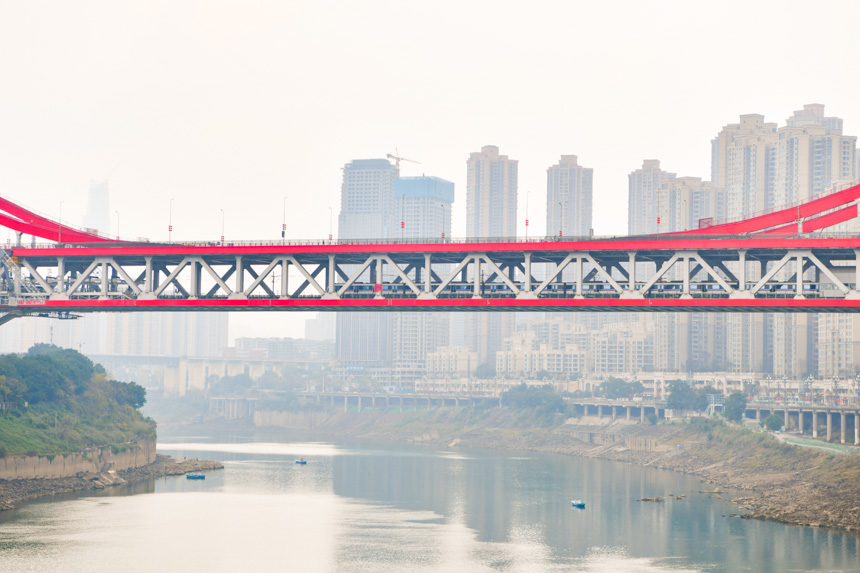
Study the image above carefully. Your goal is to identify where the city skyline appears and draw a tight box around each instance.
[2,1,859,345]
[5,3,858,244]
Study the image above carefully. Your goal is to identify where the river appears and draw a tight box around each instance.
[1,429,858,572]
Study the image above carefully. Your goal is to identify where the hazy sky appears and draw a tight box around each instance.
[2,0,859,340]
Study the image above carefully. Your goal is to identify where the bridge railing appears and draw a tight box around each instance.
[13,232,860,251]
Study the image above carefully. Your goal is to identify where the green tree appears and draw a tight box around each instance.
[694,385,719,412]
[208,373,255,395]
[666,380,697,411]
[724,391,748,422]
[108,380,147,409]
[764,413,784,431]
[501,384,564,412]
[0,374,25,404]
[599,377,645,399]
[474,362,496,379]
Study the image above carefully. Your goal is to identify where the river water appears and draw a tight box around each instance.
[1,429,858,572]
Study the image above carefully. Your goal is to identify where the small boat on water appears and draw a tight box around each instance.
[571,499,585,508]
[186,474,205,480]
[295,458,307,465]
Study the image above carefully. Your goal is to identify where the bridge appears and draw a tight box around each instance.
[240,389,860,445]
[5,183,860,316]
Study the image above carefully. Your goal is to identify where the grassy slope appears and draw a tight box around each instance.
[0,401,156,456]
[312,406,860,498]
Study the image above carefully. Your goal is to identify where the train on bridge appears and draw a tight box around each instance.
[4,183,860,318]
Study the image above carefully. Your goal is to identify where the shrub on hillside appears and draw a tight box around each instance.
[501,384,565,413]
[764,414,784,431]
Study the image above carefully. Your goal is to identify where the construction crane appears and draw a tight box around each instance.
[387,150,420,177]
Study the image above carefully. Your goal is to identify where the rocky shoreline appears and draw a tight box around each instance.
[0,454,223,512]
[261,408,860,534]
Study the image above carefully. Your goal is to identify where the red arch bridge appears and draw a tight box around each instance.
[5,183,860,320]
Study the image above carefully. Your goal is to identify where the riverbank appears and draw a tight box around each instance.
[255,406,860,533]
[0,454,223,511]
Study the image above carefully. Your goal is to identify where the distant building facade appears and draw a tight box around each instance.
[335,159,398,377]
[546,155,592,238]
[231,337,334,362]
[305,313,336,342]
[465,146,518,366]
[392,176,454,379]
[711,114,777,374]
[628,160,675,236]
[426,346,478,377]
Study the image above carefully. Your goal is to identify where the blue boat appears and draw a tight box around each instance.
[295,458,307,465]
[186,474,205,480]
[571,499,585,508]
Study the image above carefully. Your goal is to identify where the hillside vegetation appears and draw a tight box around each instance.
[0,344,155,456]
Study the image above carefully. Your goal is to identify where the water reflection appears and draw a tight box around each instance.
[0,435,856,572]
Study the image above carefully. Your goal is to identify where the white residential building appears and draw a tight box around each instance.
[335,159,398,376]
[711,114,777,374]
[653,177,726,373]
[392,176,454,379]
[426,346,478,377]
[546,155,592,238]
[465,146,518,366]
[628,159,675,236]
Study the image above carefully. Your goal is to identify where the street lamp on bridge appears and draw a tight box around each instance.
[282,196,288,243]
[558,201,563,238]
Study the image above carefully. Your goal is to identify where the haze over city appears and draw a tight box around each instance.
[3,3,860,571]
[2,0,859,339]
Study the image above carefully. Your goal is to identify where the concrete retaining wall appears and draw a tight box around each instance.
[254,410,319,430]
[0,439,156,480]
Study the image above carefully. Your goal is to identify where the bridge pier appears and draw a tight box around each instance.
[855,414,859,446]
[755,409,761,423]
[626,406,631,421]
[827,411,832,442]
[611,406,617,421]
[799,409,805,433]
[813,411,818,438]
[358,395,362,412]
[640,407,645,423]
[400,396,403,413]
[841,412,847,444]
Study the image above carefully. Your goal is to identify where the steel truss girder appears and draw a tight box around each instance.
[4,246,860,310]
